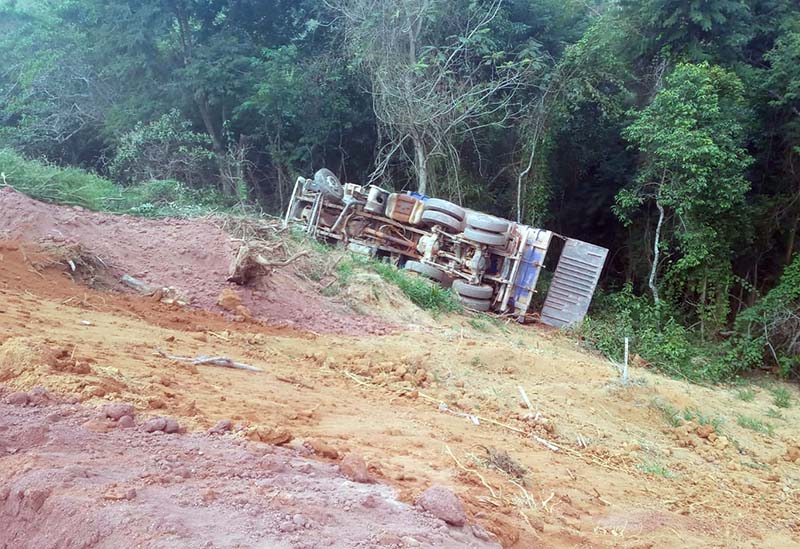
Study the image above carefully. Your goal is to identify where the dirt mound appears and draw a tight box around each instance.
[0,389,498,548]
[0,188,393,335]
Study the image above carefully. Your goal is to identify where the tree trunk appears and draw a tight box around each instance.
[196,92,233,196]
[649,199,664,306]
[413,136,428,195]
[786,212,799,266]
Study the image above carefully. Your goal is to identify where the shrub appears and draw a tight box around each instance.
[109,110,216,186]
[721,254,800,378]
[579,284,731,382]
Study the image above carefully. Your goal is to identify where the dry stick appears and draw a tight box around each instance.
[253,250,309,268]
[418,391,527,433]
[155,349,262,372]
[444,445,499,500]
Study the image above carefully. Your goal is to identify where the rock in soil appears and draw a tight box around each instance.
[6,392,29,406]
[209,419,233,435]
[101,403,135,421]
[416,485,468,527]
[340,453,373,483]
[305,438,339,459]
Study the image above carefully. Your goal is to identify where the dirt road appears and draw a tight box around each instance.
[1,191,799,548]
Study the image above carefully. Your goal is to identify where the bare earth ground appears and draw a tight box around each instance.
[1,189,800,548]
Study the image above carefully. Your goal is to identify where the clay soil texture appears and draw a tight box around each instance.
[2,189,800,548]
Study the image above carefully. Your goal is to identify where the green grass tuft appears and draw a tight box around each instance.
[736,415,774,436]
[637,461,673,478]
[736,388,755,402]
[765,408,784,420]
[771,387,791,409]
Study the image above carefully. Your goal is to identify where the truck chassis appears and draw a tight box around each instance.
[284,169,608,328]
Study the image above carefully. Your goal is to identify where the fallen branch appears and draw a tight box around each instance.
[155,349,262,372]
[252,250,309,268]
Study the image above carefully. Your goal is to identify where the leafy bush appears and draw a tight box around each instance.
[109,110,217,186]
[579,283,732,382]
[721,254,800,378]
[121,179,234,218]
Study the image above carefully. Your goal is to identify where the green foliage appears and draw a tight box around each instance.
[721,253,800,377]
[652,400,683,428]
[0,148,120,209]
[580,284,733,382]
[618,62,752,333]
[636,460,673,478]
[736,415,774,436]
[736,388,756,402]
[771,387,792,409]
[370,261,462,315]
[0,149,231,217]
[110,110,216,186]
[765,408,784,420]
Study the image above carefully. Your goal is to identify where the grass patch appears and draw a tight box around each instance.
[469,317,489,331]
[736,388,755,402]
[736,415,774,436]
[765,408,784,420]
[771,387,791,409]
[370,261,462,314]
[1,149,236,216]
[470,356,484,368]
[637,460,673,478]
[682,408,724,432]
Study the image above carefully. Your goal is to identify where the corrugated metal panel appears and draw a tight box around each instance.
[540,239,608,328]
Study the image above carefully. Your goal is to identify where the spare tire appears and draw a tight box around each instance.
[424,198,465,221]
[463,226,509,247]
[465,212,510,234]
[458,296,491,312]
[452,280,494,300]
[421,210,464,233]
[404,260,446,283]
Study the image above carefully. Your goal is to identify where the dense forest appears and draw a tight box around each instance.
[1,0,799,381]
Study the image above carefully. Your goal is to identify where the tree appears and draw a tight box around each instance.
[617,62,752,332]
[332,0,529,197]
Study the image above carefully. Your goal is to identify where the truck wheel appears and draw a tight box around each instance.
[463,226,509,247]
[424,198,466,221]
[421,210,464,233]
[305,168,344,201]
[404,260,446,283]
[458,296,491,311]
[452,280,494,300]
[465,212,510,234]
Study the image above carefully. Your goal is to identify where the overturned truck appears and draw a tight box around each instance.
[284,169,608,328]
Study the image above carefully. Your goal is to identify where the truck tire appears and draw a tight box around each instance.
[463,226,509,247]
[465,212,510,234]
[421,209,464,233]
[305,168,344,202]
[458,296,491,311]
[404,260,446,283]
[452,280,494,300]
[424,198,465,221]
